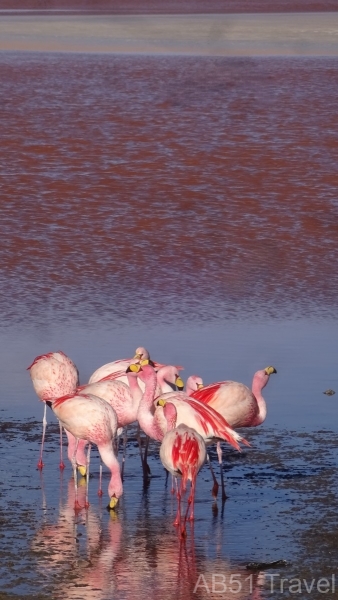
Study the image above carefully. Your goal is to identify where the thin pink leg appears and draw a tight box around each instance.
[59,421,65,470]
[98,464,103,497]
[174,480,183,528]
[37,403,47,470]
[71,439,82,511]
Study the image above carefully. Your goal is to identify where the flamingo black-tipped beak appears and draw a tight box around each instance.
[265,366,277,375]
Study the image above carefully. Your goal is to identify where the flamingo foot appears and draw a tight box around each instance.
[180,526,187,539]
[74,500,82,512]
[97,489,103,497]
[37,459,44,470]
[59,461,65,470]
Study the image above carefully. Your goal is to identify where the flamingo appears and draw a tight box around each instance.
[50,392,122,510]
[191,366,277,499]
[191,366,277,428]
[160,408,206,536]
[27,351,86,471]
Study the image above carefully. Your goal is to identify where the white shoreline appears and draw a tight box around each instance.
[1,13,338,56]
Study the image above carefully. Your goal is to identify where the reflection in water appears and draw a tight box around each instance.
[32,476,264,600]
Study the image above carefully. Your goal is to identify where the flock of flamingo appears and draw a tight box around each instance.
[27,347,276,536]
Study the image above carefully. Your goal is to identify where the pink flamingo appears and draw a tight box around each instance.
[50,392,122,510]
[27,351,86,471]
[191,366,277,499]
[191,366,277,428]
[160,403,206,536]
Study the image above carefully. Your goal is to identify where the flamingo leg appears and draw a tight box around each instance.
[143,435,151,477]
[59,421,65,470]
[98,464,103,497]
[206,453,219,499]
[174,481,182,528]
[37,403,47,470]
[216,442,227,502]
[71,439,82,511]
[85,443,91,508]
[121,426,128,481]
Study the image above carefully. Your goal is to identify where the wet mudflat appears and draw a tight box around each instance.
[1,39,338,600]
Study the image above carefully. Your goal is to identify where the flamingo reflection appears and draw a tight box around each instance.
[32,478,264,600]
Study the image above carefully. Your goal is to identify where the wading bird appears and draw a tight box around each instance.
[50,392,122,510]
[191,366,277,499]
[27,351,85,471]
[160,402,206,536]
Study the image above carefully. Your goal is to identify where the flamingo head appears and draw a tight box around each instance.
[156,365,184,391]
[126,360,157,381]
[157,399,177,431]
[253,366,277,391]
[133,347,150,361]
[185,375,204,396]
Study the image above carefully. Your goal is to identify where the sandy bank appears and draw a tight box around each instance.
[1,12,338,55]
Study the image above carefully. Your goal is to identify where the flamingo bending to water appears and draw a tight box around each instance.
[50,392,122,510]
[185,375,204,396]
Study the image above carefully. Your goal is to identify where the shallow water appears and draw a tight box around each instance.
[1,50,338,599]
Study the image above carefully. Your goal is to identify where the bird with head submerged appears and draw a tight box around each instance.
[50,392,122,511]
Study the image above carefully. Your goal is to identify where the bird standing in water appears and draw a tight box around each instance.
[160,403,206,537]
[51,392,122,511]
[191,366,277,499]
[27,351,82,470]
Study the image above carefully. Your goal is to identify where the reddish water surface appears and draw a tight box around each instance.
[1,54,338,328]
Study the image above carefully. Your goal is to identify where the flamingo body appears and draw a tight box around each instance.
[27,351,79,401]
[52,393,122,507]
[191,367,277,428]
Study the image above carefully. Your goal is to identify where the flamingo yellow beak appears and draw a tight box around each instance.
[127,363,141,373]
[157,398,166,407]
[176,376,184,390]
[197,383,204,390]
[109,496,119,510]
[78,465,86,477]
[265,366,277,375]
[140,359,150,366]
[134,353,142,359]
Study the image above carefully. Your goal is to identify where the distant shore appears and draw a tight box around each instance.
[1,12,338,56]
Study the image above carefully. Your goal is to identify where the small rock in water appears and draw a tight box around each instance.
[323,389,335,396]
[246,559,288,570]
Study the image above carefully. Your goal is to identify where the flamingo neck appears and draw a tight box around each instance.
[99,441,123,499]
[126,371,143,405]
[251,377,267,425]
[156,367,176,393]
[137,367,165,441]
